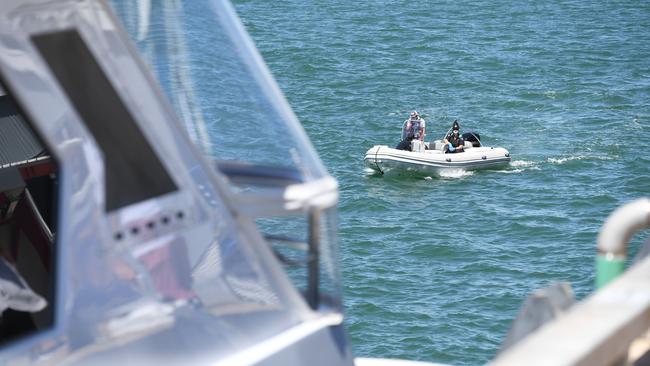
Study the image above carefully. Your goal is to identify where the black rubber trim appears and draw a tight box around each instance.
[32,29,177,211]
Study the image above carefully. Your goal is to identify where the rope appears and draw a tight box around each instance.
[374,147,384,174]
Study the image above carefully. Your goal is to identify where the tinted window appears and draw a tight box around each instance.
[32,29,177,212]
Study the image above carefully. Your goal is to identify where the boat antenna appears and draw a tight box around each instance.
[442,126,452,140]
[441,119,457,140]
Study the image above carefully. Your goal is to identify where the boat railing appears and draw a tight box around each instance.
[214,160,337,217]
[597,198,650,288]
[215,160,337,310]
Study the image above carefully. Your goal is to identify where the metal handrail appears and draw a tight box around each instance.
[215,160,306,187]
[214,160,338,218]
[262,210,320,309]
[216,161,327,309]
[596,198,650,288]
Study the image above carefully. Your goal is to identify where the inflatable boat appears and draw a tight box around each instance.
[364,134,511,176]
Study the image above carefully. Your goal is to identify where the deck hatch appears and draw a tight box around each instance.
[31,29,177,212]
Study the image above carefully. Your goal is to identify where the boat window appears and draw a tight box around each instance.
[31,29,177,212]
[108,1,328,180]
[0,89,57,344]
[108,0,343,312]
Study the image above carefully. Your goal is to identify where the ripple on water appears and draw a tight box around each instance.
[234,1,650,365]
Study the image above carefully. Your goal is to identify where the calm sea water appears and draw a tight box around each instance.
[233,1,649,365]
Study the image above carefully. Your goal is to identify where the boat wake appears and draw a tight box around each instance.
[438,169,474,179]
[547,156,586,164]
[498,168,524,174]
[493,160,540,174]
[510,160,537,168]
[547,154,615,165]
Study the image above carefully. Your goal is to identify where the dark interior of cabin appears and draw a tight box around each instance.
[0,92,57,343]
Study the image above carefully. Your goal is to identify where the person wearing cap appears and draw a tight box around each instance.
[396,111,426,150]
[443,120,464,153]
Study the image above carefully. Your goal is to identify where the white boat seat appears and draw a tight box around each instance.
[411,140,425,153]
[431,140,473,151]
[432,140,446,151]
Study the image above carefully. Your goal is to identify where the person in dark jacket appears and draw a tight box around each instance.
[443,120,464,153]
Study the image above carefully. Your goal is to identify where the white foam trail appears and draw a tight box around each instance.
[498,169,524,174]
[439,169,474,178]
[510,160,535,168]
[547,156,585,164]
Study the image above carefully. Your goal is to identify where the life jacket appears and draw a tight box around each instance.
[447,132,463,147]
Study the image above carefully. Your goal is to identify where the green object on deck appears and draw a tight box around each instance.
[596,255,625,289]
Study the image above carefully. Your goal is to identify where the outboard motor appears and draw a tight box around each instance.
[462,132,481,147]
